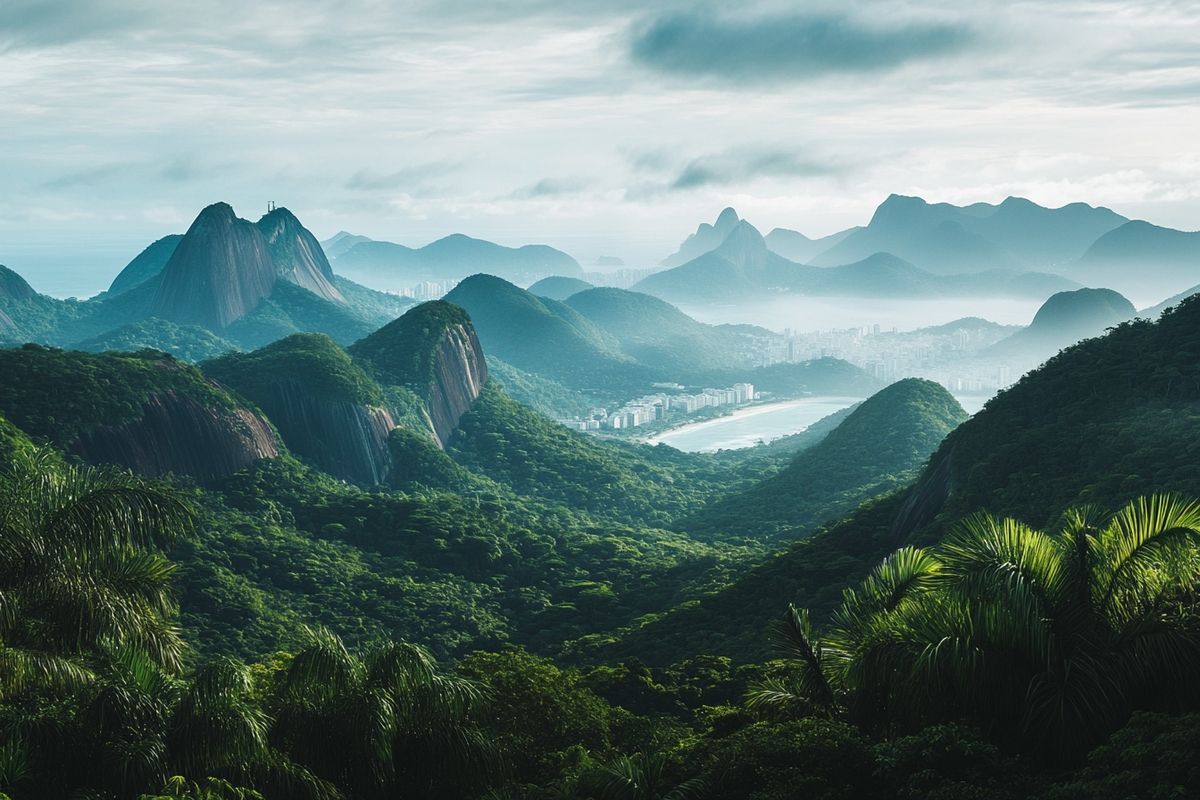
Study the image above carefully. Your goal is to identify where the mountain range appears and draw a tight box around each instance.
[636,217,1080,304]
[659,196,1197,302]
[325,231,583,289]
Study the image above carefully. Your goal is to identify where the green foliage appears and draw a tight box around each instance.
[690,379,967,540]
[486,355,595,419]
[347,299,473,391]
[203,333,384,407]
[0,448,193,686]
[448,384,777,529]
[0,344,238,447]
[758,495,1200,758]
[74,317,240,362]
[444,274,653,393]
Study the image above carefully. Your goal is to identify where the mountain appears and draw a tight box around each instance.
[149,203,282,330]
[1073,220,1200,297]
[203,334,397,483]
[347,300,487,447]
[764,225,860,263]
[687,379,968,540]
[811,194,1127,273]
[662,207,741,267]
[1142,283,1200,318]
[637,221,1078,304]
[333,233,583,287]
[636,220,803,302]
[0,264,36,303]
[74,318,239,362]
[527,275,594,300]
[443,274,651,393]
[321,230,373,259]
[563,287,748,374]
[0,345,279,481]
[601,293,1200,665]
[257,207,344,304]
[106,234,183,296]
[987,287,1135,362]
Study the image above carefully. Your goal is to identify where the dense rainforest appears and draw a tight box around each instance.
[3,292,1200,799]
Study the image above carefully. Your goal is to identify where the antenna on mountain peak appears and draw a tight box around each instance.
[267,201,276,212]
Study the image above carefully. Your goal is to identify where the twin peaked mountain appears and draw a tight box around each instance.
[147,202,343,330]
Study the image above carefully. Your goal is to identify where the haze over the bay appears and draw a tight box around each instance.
[3,0,1199,296]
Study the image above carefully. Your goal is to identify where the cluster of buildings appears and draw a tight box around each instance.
[558,383,756,432]
[747,323,1021,392]
[404,280,459,301]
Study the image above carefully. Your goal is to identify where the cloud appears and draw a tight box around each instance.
[630,10,975,83]
[40,163,130,190]
[511,176,593,198]
[345,162,461,191]
[0,0,154,50]
[671,149,840,190]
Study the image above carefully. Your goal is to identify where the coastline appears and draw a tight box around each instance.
[640,396,864,447]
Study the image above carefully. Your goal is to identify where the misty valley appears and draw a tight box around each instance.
[5,3,1200,796]
[2,190,1200,800]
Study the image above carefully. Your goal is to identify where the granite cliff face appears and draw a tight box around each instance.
[200,333,399,484]
[348,301,488,448]
[257,207,344,304]
[71,389,280,482]
[425,321,487,446]
[229,377,396,485]
[149,203,346,331]
[151,203,277,330]
[0,265,37,302]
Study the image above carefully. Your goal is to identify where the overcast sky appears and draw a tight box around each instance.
[2,0,1199,296]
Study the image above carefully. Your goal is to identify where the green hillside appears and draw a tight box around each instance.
[598,294,1200,665]
[528,275,595,300]
[204,332,384,407]
[444,274,654,393]
[564,287,747,374]
[74,317,239,362]
[689,379,967,540]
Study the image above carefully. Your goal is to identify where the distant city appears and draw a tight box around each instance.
[558,383,756,431]
[745,323,1019,394]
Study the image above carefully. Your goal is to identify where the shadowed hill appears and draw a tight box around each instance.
[987,287,1135,362]
[444,274,653,392]
[527,275,595,300]
[686,378,967,541]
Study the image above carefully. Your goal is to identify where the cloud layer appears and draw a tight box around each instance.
[630,11,974,83]
[1,0,1199,297]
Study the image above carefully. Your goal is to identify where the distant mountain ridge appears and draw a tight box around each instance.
[636,218,1080,303]
[332,232,583,288]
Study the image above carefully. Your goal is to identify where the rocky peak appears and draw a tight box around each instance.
[257,207,344,304]
[0,265,37,302]
[151,203,277,330]
[348,301,488,447]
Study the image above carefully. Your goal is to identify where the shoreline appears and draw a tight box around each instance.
[640,396,864,447]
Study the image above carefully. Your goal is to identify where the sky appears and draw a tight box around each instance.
[2,0,1199,297]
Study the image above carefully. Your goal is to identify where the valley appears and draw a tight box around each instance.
[4,6,1200,793]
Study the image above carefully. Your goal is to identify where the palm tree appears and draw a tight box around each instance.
[577,753,706,800]
[0,447,194,695]
[751,494,1200,757]
[270,626,494,798]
